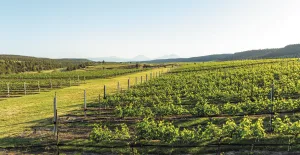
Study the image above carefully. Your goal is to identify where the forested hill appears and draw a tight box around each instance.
[146,44,300,63]
[0,55,93,74]
[223,44,300,60]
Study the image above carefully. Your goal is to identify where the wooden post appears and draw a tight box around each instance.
[98,94,101,115]
[117,81,120,92]
[38,81,40,92]
[24,82,26,95]
[84,90,87,110]
[53,92,57,135]
[56,109,59,147]
[146,74,148,82]
[7,83,9,97]
[156,72,157,78]
[104,85,106,99]
[128,78,130,90]
[84,76,86,84]
[84,90,87,117]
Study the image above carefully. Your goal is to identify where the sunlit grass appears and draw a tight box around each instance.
[0,68,167,142]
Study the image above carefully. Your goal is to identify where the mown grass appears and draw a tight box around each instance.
[0,68,166,146]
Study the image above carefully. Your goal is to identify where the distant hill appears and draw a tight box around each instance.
[89,55,150,62]
[0,55,91,63]
[0,54,93,74]
[89,54,180,62]
[155,54,180,60]
[223,44,300,60]
[146,44,300,63]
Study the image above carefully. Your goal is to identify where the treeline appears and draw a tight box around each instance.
[224,44,300,60]
[0,55,94,74]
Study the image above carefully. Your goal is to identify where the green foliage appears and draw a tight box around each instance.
[114,123,131,140]
[273,116,291,135]
[90,123,131,142]
[252,118,266,140]
[202,122,222,141]
[135,118,158,141]
[192,101,220,116]
[237,117,253,139]
[135,118,179,144]
[157,121,179,143]
[179,128,196,144]
[88,59,300,146]
[90,124,113,142]
[223,103,242,115]
[222,119,238,138]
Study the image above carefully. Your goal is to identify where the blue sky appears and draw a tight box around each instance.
[0,0,299,59]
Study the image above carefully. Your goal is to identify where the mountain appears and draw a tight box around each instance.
[155,54,180,60]
[146,44,300,63]
[89,44,300,63]
[89,54,180,62]
[132,55,150,61]
[89,56,127,62]
[89,55,150,62]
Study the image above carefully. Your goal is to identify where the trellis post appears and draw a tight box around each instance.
[98,94,101,115]
[128,78,130,90]
[84,90,87,110]
[53,92,57,136]
[104,85,106,99]
[84,90,87,117]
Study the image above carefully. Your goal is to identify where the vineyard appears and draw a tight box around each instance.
[0,67,146,98]
[84,59,300,154]
[2,59,300,154]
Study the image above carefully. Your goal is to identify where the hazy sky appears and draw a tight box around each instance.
[0,0,299,59]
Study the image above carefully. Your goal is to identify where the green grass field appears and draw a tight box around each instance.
[0,68,166,146]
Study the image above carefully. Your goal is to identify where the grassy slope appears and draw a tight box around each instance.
[0,68,166,142]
